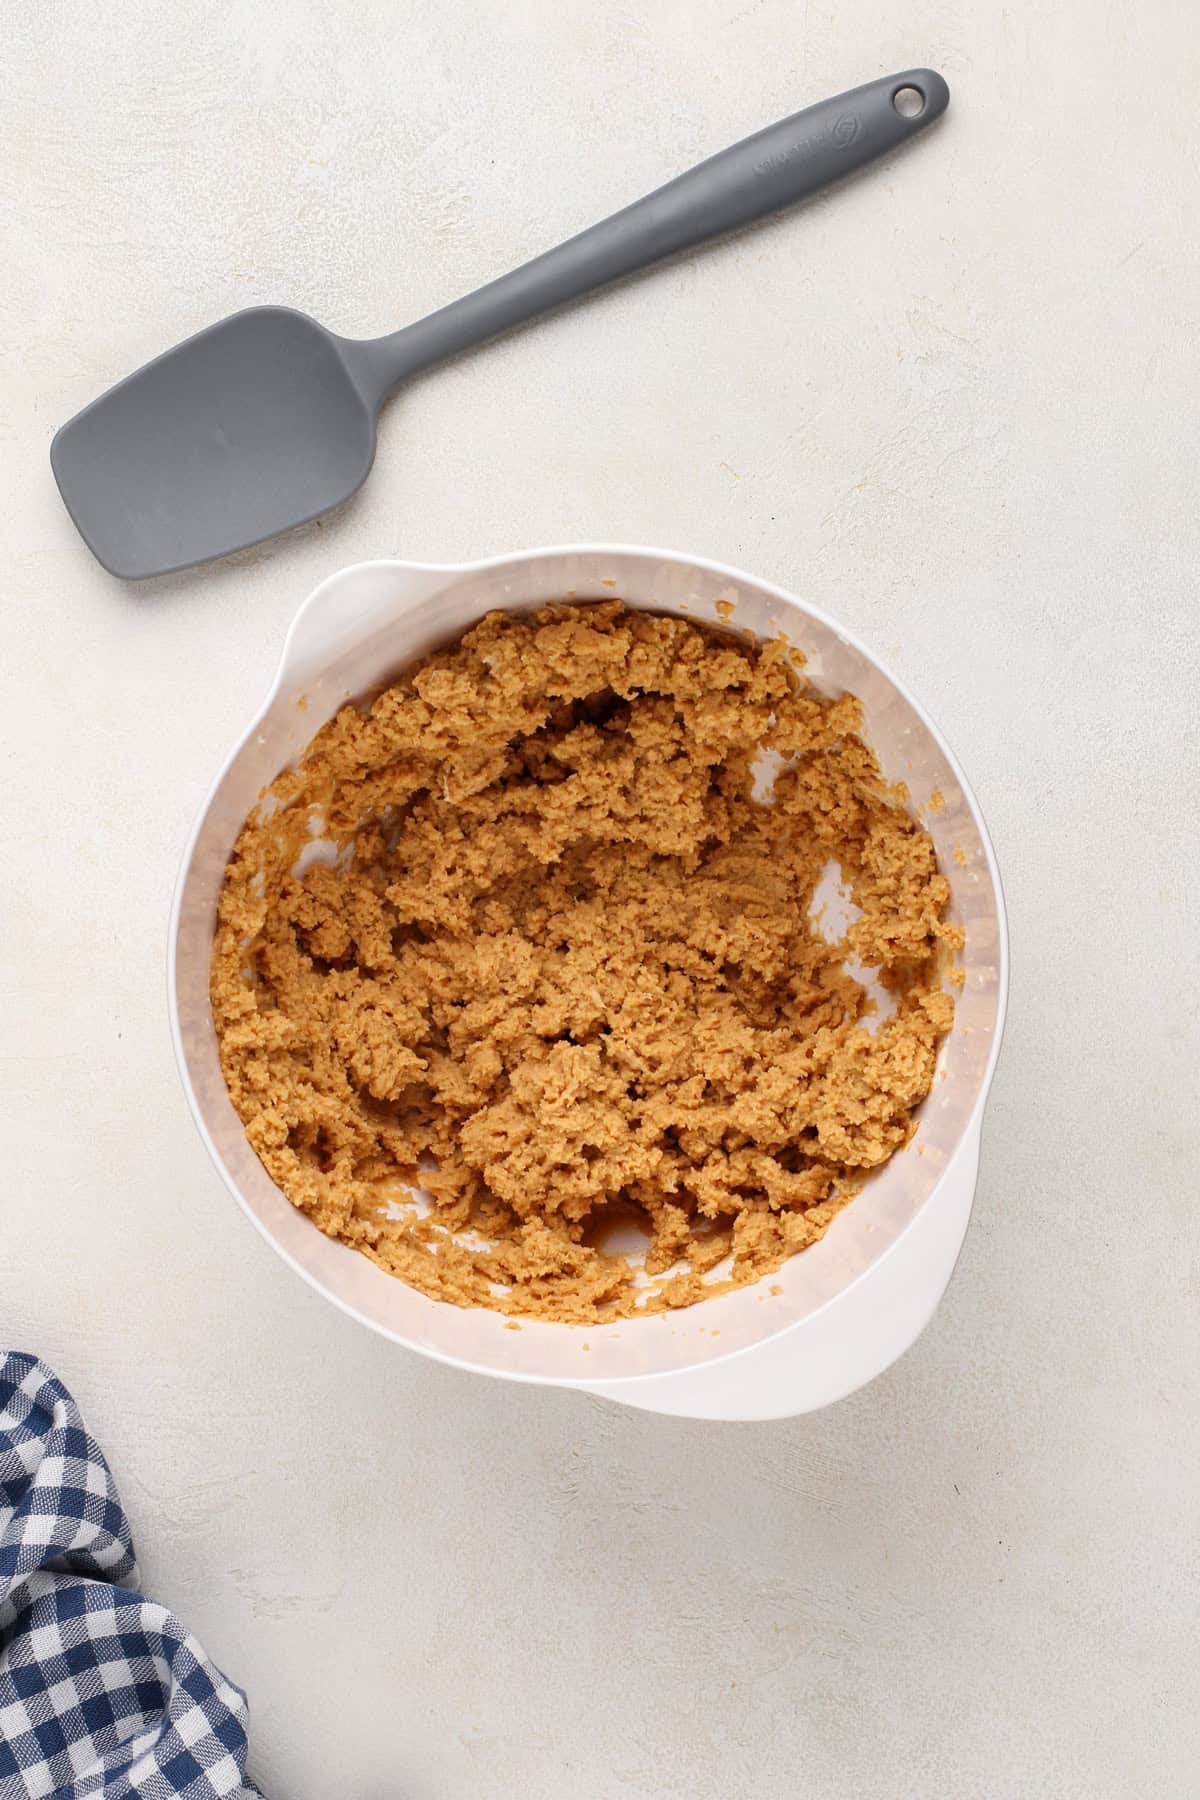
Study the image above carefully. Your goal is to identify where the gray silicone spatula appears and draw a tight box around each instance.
[51,69,948,580]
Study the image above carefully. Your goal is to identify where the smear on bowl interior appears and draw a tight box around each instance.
[211,602,960,1323]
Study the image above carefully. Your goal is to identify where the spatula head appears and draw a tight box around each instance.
[51,307,376,579]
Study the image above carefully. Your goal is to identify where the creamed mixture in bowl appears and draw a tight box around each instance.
[211,602,960,1324]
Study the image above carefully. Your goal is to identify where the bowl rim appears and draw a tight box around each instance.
[167,541,1010,1384]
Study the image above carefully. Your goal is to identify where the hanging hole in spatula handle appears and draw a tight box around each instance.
[892,84,930,118]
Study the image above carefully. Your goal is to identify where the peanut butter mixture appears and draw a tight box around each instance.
[212,604,958,1322]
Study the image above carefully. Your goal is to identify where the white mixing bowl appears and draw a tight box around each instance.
[169,546,1008,1420]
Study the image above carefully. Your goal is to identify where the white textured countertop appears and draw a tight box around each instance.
[4,4,1197,1796]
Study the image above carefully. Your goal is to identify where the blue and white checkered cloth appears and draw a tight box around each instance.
[0,1353,262,1799]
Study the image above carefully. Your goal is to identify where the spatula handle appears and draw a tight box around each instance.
[360,69,948,397]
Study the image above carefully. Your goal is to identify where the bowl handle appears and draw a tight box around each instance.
[275,559,462,690]
[578,1121,984,1422]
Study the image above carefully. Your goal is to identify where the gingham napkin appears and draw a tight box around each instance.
[0,1353,262,1799]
